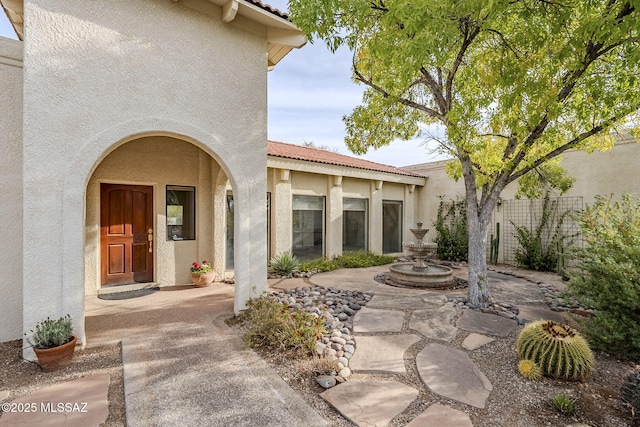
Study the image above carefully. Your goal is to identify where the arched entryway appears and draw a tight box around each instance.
[40,119,269,353]
[85,135,228,293]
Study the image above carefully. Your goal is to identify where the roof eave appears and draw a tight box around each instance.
[268,155,428,186]
[219,0,305,69]
[0,0,306,68]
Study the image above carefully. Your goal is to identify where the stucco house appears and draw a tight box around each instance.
[264,140,426,264]
[0,0,310,351]
[0,0,429,359]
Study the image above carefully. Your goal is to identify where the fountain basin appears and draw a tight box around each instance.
[388,263,454,288]
[403,241,437,258]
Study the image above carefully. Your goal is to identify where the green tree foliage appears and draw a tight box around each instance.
[433,196,468,261]
[288,0,640,307]
[569,194,640,359]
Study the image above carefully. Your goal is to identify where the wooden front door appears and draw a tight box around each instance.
[100,184,154,286]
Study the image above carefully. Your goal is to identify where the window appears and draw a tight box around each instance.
[343,198,368,252]
[382,200,403,253]
[292,195,325,260]
[166,186,195,240]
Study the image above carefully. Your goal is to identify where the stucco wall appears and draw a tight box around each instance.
[86,136,220,295]
[404,139,640,253]
[267,165,424,258]
[0,37,23,342]
[22,0,269,348]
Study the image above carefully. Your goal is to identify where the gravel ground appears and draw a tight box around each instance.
[1,280,637,427]
[243,321,637,426]
[232,289,638,427]
[0,340,125,426]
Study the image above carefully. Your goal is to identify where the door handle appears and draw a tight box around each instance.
[148,229,153,252]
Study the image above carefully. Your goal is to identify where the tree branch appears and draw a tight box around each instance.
[446,16,483,110]
[352,64,447,123]
[419,67,447,113]
[507,114,624,184]
[504,2,635,179]
[484,28,523,60]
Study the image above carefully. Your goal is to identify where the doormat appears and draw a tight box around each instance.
[98,287,159,300]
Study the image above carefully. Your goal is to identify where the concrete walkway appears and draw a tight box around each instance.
[2,265,567,426]
[85,284,328,427]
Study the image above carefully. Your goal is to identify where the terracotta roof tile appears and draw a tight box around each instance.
[244,0,289,19]
[267,140,424,178]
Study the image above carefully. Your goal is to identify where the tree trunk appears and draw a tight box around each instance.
[466,207,491,308]
[461,160,502,308]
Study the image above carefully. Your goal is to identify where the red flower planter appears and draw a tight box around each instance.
[191,272,215,287]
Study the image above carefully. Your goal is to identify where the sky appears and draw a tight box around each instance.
[0,4,446,167]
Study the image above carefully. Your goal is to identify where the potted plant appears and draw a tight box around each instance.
[26,314,76,372]
[191,260,215,287]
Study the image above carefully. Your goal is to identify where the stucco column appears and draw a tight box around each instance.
[326,175,343,259]
[272,168,292,256]
[0,38,24,343]
[23,137,87,362]
[197,151,214,267]
[213,168,228,279]
[232,163,268,313]
[404,184,416,243]
[369,180,383,253]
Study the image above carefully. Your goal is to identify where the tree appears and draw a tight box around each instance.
[303,140,340,153]
[289,0,640,307]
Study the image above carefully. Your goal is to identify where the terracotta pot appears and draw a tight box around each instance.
[34,336,77,372]
[191,271,215,287]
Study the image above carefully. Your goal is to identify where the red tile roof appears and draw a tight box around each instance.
[244,0,289,19]
[267,140,424,178]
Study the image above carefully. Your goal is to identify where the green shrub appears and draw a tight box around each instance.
[550,392,576,414]
[241,297,326,356]
[299,258,339,273]
[26,315,74,350]
[569,194,640,359]
[622,365,640,420]
[269,252,300,275]
[512,193,576,272]
[334,251,395,268]
[516,320,594,381]
[433,196,468,262]
[299,251,393,272]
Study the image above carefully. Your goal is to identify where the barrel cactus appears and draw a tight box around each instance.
[516,320,594,380]
[518,359,543,381]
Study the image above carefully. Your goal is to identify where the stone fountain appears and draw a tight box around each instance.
[387,221,454,288]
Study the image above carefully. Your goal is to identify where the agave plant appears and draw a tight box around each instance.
[269,252,300,276]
